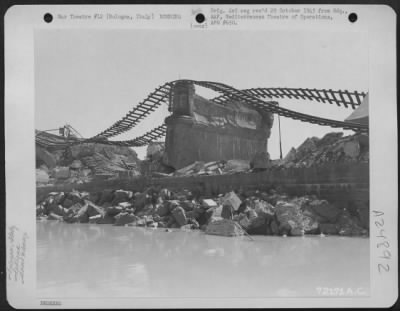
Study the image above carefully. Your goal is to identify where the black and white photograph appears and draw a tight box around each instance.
[4,4,397,308]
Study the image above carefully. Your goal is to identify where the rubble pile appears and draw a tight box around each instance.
[173,159,250,177]
[37,187,369,237]
[273,132,369,169]
[36,131,369,183]
[143,132,368,177]
[36,141,141,186]
[139,142,174,177]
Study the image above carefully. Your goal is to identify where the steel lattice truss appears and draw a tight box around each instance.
[36,80,368,148]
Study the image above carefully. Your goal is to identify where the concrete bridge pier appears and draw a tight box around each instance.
[163,81,274,170]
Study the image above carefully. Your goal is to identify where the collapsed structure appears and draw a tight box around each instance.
[36,130,141,185]
[35,80,370,238]
[163,81,274,169]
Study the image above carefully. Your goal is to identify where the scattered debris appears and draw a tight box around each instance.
[36,186,369,237]
[36,130,141,186]
[205,219,245,237]
[222,191,242,211]
[272,132,369,169]
[36,169,50,184]
[37,131,369,184]
[145,132,368,177]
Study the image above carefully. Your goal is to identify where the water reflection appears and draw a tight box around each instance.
[37,221,369,298]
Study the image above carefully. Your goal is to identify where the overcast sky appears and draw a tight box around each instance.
[35,29,368,160]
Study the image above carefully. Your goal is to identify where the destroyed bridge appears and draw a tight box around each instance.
[36,80,368,170]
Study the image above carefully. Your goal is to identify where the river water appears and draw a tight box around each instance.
[37,221,370,298]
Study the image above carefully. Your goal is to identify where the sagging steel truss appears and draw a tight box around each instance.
[36,80,368,148]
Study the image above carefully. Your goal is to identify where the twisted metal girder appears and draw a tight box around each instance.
[35,131,78,149]
[90,82,173,140]
[88,80,368,141]
[36,138,70,149]
[83,124,167,147]
[211,87,366,109]
[83,80,367,146]
[185,80,368,133]
[36,80,368,148]
[37,124,167,148]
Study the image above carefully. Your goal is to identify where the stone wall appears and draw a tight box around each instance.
[37,162,369,210]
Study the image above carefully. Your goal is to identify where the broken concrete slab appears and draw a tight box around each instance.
[223,159,250,173]
[171,206,187,227]
[70,160,83,170]
[36,169,50,184]
[52,167,71,179]
[205,219,245,237]
[222,191,242,211]
[202,199,218,209]
[306,200,341,223]
[114,212,138,226]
